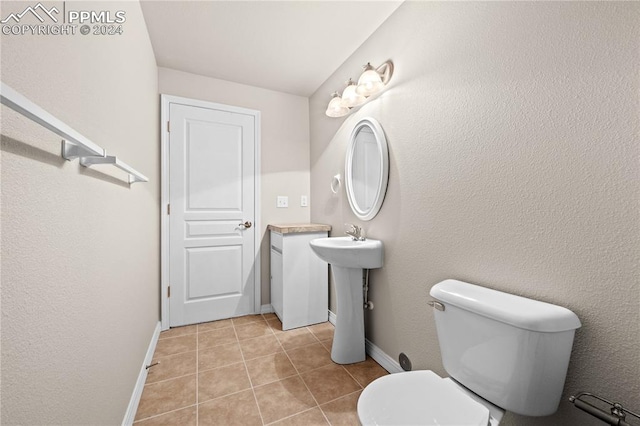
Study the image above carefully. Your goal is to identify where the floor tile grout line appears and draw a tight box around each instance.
[281,346,334,376]
[251,354,333,391]
[197,327,236,338]
[274,327,328,421]
[236,325,280,345]
[317,402,333,425]
[231,315,268,329]
[277,322,361,425]
[316,388,365,426]
[273,330,324,353]
[153,329,199,358]
[305,325,326,344]
[320,387,363,408]
[293,359,353,425]
[263,406,324,426]
[198,359,245,375]
[277,334,330,424]
[197,386,259,408]
[197,318,233,332]
[145,372,197,386]
[242,346,287,364]
[157,333,197,341]
[133,403,198,423]
[306,325,333,341]
[233,317,267,426]
[160,316,271,340]
[145,352,197,384]
[234,317,275,343]
[152,347,198,359]
[158,324,198,337]
[135,365,197,419]
[320,338,333,353]
[247,371,299,390]
[197,326,234,334]
[341,364,366,390]
[151,348,198,361]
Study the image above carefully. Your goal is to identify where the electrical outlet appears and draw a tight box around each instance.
[277,196,288,208]
[301,195,308,207]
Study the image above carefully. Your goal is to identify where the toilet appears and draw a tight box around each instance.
[357,279,582,425]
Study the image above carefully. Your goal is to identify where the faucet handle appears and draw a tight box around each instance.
[344,223,365,240]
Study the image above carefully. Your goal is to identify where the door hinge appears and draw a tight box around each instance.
[167,204,170,215]
[167,286,171,298]
[167,121,170,132]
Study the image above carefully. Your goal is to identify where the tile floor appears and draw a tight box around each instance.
[134,313,389,425]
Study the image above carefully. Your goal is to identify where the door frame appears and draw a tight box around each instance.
[160,94,261,331]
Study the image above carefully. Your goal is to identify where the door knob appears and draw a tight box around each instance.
[239,221,252,229]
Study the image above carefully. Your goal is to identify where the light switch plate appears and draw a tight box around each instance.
[277,196,288,208]
[301,195,308,207]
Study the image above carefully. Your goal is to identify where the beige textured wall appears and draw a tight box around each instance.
[1,1,159,424]
[310,2,639,425]
[158,67,310,305]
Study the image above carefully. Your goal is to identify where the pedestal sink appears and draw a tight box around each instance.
[309,237,384,364]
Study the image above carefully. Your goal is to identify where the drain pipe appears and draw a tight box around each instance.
[363,269,373,310]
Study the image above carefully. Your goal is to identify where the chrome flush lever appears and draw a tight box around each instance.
[427,300,445,311]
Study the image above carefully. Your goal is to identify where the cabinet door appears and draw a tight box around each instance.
[270,248,283,318]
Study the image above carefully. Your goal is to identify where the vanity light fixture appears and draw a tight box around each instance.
[356,63,386,96]
[325,92,350,117]
[341,79,367,108]
[325,60,393,118]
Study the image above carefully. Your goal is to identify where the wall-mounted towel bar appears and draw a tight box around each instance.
[80,155,148,184]
[0,81,147,185]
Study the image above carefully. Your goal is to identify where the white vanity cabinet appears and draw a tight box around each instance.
[268,224,331,330]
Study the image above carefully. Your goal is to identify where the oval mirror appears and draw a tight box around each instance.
[345,117,389,221]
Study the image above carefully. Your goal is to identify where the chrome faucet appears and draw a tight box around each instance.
[345,223,365,241]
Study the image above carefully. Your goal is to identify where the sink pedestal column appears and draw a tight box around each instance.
[331,265,366,364]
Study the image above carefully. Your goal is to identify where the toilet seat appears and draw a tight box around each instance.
[357,370,498,426]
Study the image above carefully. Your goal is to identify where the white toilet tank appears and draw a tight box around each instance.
[430,280,581,417]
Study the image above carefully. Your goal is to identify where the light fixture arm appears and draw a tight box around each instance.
[375,60,394,85]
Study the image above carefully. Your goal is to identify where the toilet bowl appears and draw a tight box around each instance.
[357,279,581,425]
[358,370,504,425]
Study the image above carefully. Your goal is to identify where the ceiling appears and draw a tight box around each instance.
[140,1,403,97]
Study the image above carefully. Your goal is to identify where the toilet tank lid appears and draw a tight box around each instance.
[430,280,581,332]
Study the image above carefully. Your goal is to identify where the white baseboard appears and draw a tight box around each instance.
[122,321,161,426]
[365,338,403,374]
[260,304,273,314]
[327,310,402,374]
[328,310,336,325]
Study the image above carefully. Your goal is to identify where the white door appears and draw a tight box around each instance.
[168,102,257,327]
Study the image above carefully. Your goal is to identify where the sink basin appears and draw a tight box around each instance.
[309,236,384,364]
[309,237,383,269]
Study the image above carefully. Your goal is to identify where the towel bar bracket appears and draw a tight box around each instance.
[61,140,105,161]
[79,155,149,184]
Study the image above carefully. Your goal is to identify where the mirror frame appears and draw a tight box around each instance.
[344,117,389,221]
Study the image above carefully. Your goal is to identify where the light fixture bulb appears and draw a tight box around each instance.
[341,79,367,108]
[356,63,384,97]
[325,92,350,118]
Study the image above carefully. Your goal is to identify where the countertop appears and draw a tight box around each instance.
[267,223,332,234]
